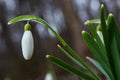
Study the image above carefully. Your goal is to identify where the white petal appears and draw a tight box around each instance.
[97,31,104,44]
[21,31,34,60]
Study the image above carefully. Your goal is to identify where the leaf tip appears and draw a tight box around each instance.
[108,13,114,21]
[57,44,60,47]
[46,55,50,58]
[100,4,104,13]
[108,13,113,17]
[82,30,86,34]
[101,4,104,8]
[84,20,90,25]
[86,56,90,60]
[7,21,11,25]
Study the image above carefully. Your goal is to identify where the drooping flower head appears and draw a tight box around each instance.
[21,23,34,60]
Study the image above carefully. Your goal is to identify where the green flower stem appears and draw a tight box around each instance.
[8,15,66,46]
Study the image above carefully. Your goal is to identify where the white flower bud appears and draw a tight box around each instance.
[97,31,104,44]
[21,31,34,60]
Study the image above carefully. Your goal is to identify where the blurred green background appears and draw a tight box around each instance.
[0,0,120,80]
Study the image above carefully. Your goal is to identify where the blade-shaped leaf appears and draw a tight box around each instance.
[57,44,86,70]
[107,14,120,80]
[85,21,108,65]
[63,44,100,80]
[82,31,113,80]
[107,14,120,57]
[86,57,111,80]
[46,55,95,80]
[84,19,100,24]
[82,31,107,65]
[100,5,115,80]
[100,4,109,48]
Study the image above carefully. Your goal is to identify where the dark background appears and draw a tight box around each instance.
[0,0,120,80]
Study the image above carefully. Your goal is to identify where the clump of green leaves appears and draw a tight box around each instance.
[8,4,120,80]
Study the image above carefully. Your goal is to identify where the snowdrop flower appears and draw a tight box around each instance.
[21,23,34,60]
[97,30,104,44]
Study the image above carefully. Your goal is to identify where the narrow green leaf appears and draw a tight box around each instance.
[46,55,95,80]
[82,31,106,64]
[85,21,108,65]
[100,4,108,45]
[63,44,100,80]
[8,15,36,24]
[100,5,115,80]
[82,30,113,80]
[110,36,120,80]
[84,19,108,25]
[86,57,111,80]
[57,44,86,70]
[100,4,110,57]
[84,19,100,24]
[107,14,120,80]
[107,14,120,57]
